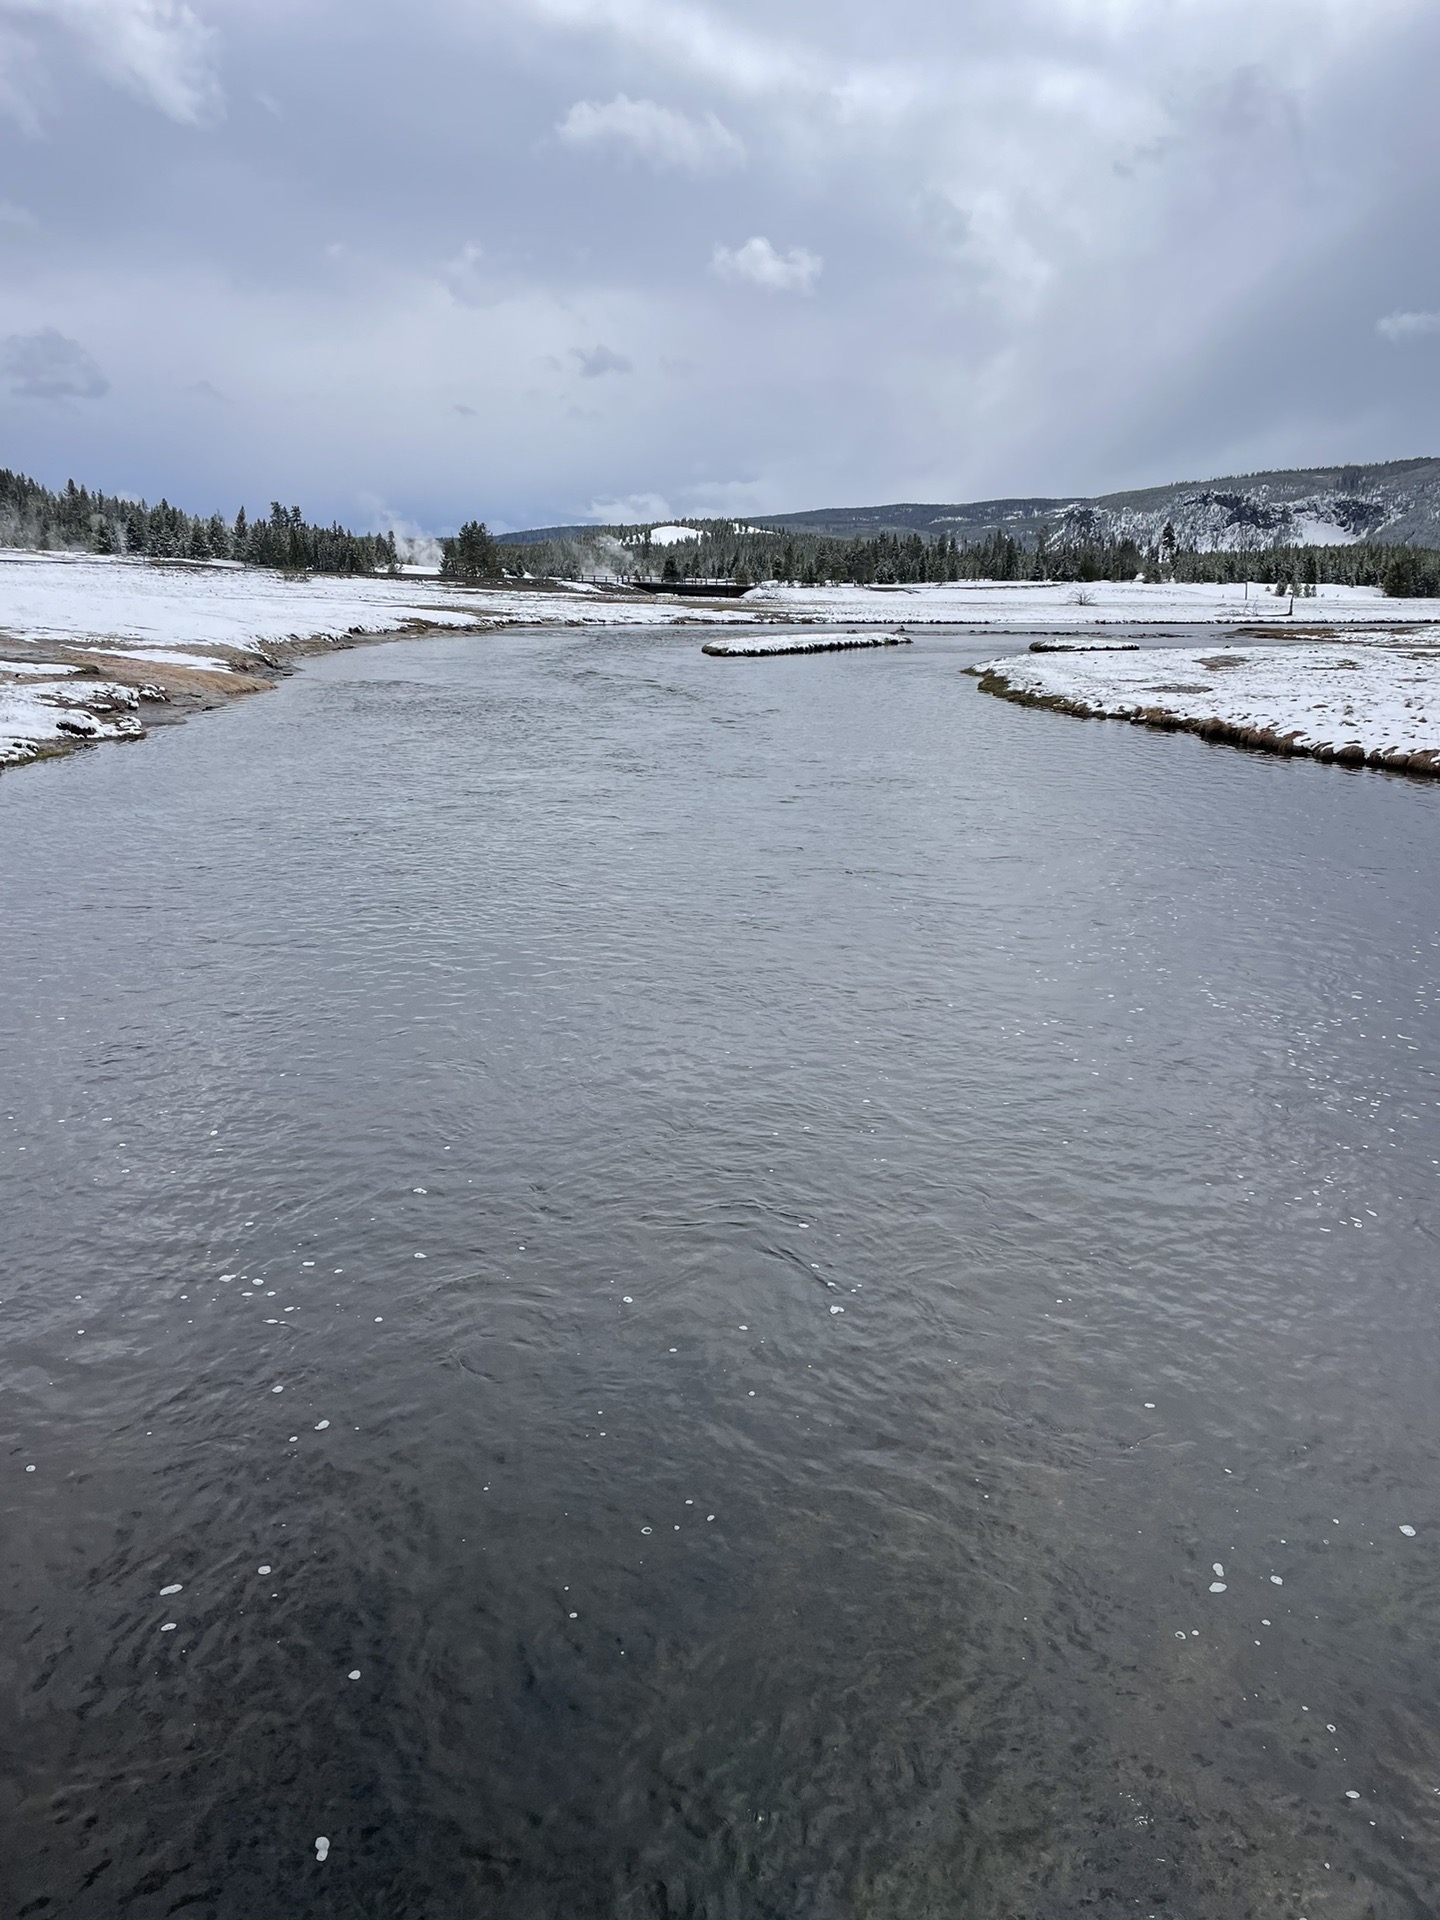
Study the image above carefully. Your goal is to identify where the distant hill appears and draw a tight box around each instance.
[500,458,1440,552]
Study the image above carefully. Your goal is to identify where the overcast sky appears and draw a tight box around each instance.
[1,0,1438,533]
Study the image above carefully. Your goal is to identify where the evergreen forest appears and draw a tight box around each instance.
[0,468,398,574]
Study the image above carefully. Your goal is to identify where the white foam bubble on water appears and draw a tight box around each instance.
[315,1836,330,1862]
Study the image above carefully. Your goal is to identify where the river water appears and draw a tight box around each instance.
[3,624,1439,1920]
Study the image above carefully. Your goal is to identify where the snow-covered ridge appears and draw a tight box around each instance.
[969,637,1440,776]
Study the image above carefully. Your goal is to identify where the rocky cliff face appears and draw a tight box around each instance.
[1063,459,1440,551]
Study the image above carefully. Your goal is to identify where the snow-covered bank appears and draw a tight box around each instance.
[0,671,153,765]
[701,629,910,657]
[970,637,1440,776]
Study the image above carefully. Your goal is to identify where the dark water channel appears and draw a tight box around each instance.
[3,624,1439,1920]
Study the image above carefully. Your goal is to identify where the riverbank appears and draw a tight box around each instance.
[6,552,1440,776]
[970,634,1440,776]
[0,553,761,771]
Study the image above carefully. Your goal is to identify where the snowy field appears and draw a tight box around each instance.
[5,555,1440,658]
[971,636,1440,774]
[745,578,1440,626]
[0,552,759,655]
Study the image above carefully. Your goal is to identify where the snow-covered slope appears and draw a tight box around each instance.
[733,457,1440,551]
[1053,461,1440,553]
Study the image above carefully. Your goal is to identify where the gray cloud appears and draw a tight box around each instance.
[2,327,108,399]
[0,0,1437,530]
[572,344,633,377]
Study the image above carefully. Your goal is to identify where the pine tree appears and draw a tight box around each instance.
[439,520,497,582]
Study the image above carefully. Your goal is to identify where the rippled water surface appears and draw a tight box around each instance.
[4,624,1440,1920]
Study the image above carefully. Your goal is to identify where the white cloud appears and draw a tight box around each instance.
[1,326,108,398]
[1376,309,1440,341]
[0,0,221,124]
[556,93,743,172]
[711,235,822,294]
[518,0,819,100]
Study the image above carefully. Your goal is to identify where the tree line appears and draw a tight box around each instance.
[0,469,398,575]
[4,467,1438,596]
[499,517,1440,597]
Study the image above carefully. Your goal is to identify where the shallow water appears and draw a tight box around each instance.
[3,625,1439,1920]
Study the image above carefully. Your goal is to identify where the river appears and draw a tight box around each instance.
[3,624,1438,1918]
